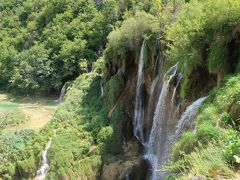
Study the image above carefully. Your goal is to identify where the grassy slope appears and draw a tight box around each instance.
[0,71,123,179]
[0,94,57,179]
[167,74,240,179]
[40,72,122,179]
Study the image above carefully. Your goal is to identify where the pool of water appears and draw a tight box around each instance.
[0,103,19,110]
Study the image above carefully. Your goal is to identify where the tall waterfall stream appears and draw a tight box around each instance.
[35,140,52,180]
[134,39,146,144]
[58,84,66,103]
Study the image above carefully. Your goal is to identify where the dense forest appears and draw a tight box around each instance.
[1,0,240,180]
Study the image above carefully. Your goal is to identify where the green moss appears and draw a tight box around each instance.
[105,74,124,109]
[208,37,228,74]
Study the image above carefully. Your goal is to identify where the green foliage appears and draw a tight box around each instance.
[32,72,123,179]
[105,11,159,60]
[93,57,105,74]
[105,74,124,109]
[0,110,28,129]
[196,104,218,126]
[17,155,36,178]
[10,45,50,93]
[0,0,120,94]
[0,129,44,179]
[208,37,228,74]
[186,143,234,178]
[166,0,240,97]
[169,143,234,179]
[97,126,113,144]
[172,74,240,177]
[223,130,240,165]
[196,123,221,143]
[173,132,197,160]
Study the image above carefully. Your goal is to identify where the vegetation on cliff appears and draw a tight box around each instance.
[167,75,240,179]
[1,0,240,179]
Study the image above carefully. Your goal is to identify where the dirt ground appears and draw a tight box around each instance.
[0,92,58,130]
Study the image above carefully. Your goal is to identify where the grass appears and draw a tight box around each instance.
[0,92,59,179]
[169,74,240,179]
[187,143,234,178]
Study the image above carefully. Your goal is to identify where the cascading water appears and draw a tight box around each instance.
[172,96,207,141]
[133,40,146,144]
[145,63,179,180]
[100,82,104,96]
[58,85,66,103]
[144,61,207,180]
[171,73,183,106]
[36,140,52,180]
[145,76,160,138]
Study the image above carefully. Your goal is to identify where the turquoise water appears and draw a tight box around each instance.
[0,103,19,110]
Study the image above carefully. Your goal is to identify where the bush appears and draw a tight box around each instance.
[186,143,234,178]
[196,105,218,126]
[223,130,240,165]
[97,126,113,144]
[173,132,197,160]
[0,110,28,129]
[17,155,36,178]
[196,123,222,143]
[105,11,158,59]
[166,0,240,96]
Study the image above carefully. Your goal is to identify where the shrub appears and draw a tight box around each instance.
[97,126,113,144]
[186,143,234,178]
[166,0,240,97]
[196,123,221,143]
[173,132,197,160]
[223,130,240,165]
[105,11,158,59]
[0,110,28,129]
[17,155,36,178]
[104,74,124,109]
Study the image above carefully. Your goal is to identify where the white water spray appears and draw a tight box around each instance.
[145,63,178,180]
[58,85,66,103]
[100,82,104,96]
[173,97,207,141]
[36,140,52,180]
[134,40,146,144]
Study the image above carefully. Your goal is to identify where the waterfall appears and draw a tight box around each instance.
[36,140,52,180]
[133,40,146,144]
[100,82,104,96]
[124,172,130,180]
[58,85,66,103]
[144,62,207,180]
[171,73,183,106]
[145,76,161,147]
[145,63,178,180]
[172,97,207,141]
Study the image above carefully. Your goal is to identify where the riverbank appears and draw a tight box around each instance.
[0,92,58,131]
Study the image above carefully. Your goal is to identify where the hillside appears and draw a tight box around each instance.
[1,0,240,180]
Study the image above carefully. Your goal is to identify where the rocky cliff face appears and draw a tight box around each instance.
[101,38,215,179]
[101,40,161,179]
